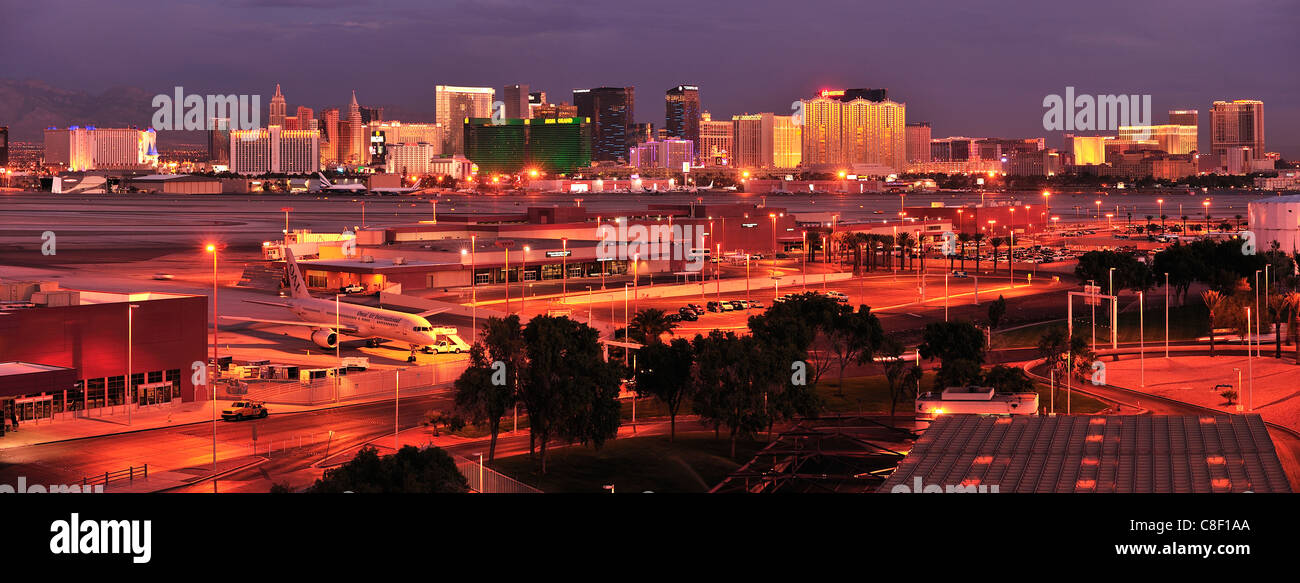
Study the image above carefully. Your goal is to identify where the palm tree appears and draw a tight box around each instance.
[1181,215,1188,233]
[991,237,1005,275]
[629,308,676,345]
[1235,214,1244,229]
[1202,290,1225,357]
[972,233,986,274]
[957,233,971,271]
[895,231,914,270]
[1285,292,1300,365]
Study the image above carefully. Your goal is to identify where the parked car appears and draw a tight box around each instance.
[666,313,683,323]
[222,400,268,421]
[685,303,706,315]
[340,283,366,293]
[729,300,748,310]
[152,273,175,281]
[678,307,700,321]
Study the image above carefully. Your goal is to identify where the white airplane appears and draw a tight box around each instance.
[314,172,422,195]
[222,248,465,362]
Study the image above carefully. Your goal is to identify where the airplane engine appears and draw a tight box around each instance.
[311,329,337,349]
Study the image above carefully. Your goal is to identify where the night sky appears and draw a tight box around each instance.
[3,0,1297,154]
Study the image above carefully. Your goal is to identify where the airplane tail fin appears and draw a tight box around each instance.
[316,172,332,188]
[283,248,311,299]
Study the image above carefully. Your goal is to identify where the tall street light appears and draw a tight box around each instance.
[521,245,530,315]
[1164,272,1170,358]
[205,243,218,493]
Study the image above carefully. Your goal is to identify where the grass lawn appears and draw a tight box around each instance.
[991,303,1210,349]
[492,433,764,493]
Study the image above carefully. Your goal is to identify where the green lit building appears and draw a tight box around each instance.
[463,117,590,174]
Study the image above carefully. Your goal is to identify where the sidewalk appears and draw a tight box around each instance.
[0,383,449,450]
[105,456,266,493]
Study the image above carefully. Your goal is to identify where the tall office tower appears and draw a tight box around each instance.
[342,91,365,165]
[841,99,906,171]
[629,139,695,170]
[528,91,547,117]
[208,117,231,165]
[269,84,287,128]
[800,96,843,167]
[1210,100,1265,159]
[504,84,531,119]
[296,106,315,131]
[435,85,495,155]
[731,113,801,169]
[665,85,700,153]
[1168,109,1198,128]
[573,86,635,162]
[906,121,931,163]
[360,106,384,125]
[319,108,339,163]
[229,126,320,175]
[1,126,10,167]
[533,102,578,120]
[368,121,443,151]
[631,122,656,145]
[697,112,733,166]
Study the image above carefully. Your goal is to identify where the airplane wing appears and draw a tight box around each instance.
[220,316,360,335]
[243,299,294,308]
[415,307,450,318]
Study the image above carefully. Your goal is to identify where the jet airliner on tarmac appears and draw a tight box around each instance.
[222,249,465,361]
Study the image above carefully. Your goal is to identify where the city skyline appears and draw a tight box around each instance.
[0,0,1295,155]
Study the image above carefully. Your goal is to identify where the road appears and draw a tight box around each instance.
[0,390,454,490]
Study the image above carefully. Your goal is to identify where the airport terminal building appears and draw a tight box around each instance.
[0,283,207,423]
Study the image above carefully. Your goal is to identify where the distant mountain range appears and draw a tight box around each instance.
[0,79,431,148]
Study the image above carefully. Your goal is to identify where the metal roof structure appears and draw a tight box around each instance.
[710,415,916,494]
[880,414,1291,493]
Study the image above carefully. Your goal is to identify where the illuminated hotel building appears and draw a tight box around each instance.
[435,85,494,155]
[1168,109,1198,128]
[43,127,159,171]
[697,112,732,166]
[463,117,591,174]
[665,85,700,154]
[731,113,801,169]
[629,139,695,170]
[229,126,320,175]
[1118,124,1197,155]
[906,121,931,163]
[296,106,315,131]
[533,102,578,120]
[842,99,906,171]
[269,84,287,127]
[800,97,842,167]
[1210,100,1265,159]
[337,91,365,165]
[319,107,339,163]
[573,86,634,162]
[385,143,440,175]
[1070,135,1110,165]
[367,121,444,153]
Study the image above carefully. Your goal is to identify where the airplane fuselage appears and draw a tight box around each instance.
[288,297,439,346]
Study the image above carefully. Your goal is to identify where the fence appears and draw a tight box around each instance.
[221,360,469,405]
[455,456,542,494]
[82,464,148,488]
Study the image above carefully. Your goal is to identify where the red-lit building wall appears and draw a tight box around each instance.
[0,296,207,402]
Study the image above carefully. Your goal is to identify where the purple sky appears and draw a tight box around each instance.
[3,0,1297,155]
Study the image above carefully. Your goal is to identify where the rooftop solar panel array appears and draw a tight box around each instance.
[879,415,1291,493]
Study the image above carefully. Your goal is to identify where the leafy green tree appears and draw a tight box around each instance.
[520,316,623,474]
[988,295,1007,330]
[691,331,770,458]
[748,292,838,387]
[1202,289,1225,356]
[634,338,695,441]
[308,446,469,493]
[881,339,921,423]
[1074,250,1153,293]
[453,344,512,461]
[981,365,1035,393]
[919,319,987,389]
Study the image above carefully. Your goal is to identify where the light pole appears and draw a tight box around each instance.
[1139,291,1145,389]
[205,243,218,493]
[335,294,342,402]
[1247,307,1254,411]
[1164,272,1170,358]
[561,237,568,300]
[521,245,530,315]
[126,303,139,425]
[280,207,292,245]
[801,231,808,291]
[944,271,949,322]
[1157,198,1164,230]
